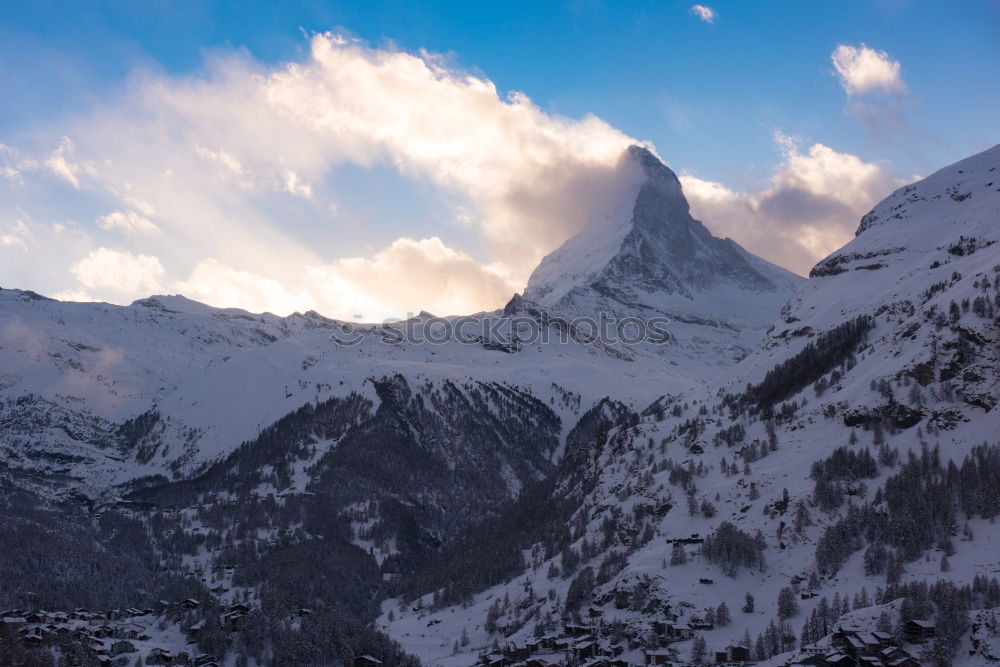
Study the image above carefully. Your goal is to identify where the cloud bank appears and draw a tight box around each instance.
[680,132,907,275]
[1,32,907,316]
[2,33,637,318]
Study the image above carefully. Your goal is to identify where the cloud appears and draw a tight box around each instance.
[3,33,638,317]
[96,210,161,236]
[831,43,904,96]
[0,220,30,250]
[690,5,716,23]
[306,236,515,318]
[174,236,516,320]
[680,132,906,275]
[69,247,165,297]
[44,136,85,188]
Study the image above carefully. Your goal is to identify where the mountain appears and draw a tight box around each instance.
[379,145,1000,666]
[524,145,801,365]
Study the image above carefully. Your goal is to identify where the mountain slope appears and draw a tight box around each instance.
[381,144,1000,667]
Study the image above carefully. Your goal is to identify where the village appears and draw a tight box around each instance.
[0,599,248,666]
[471,617,932,667]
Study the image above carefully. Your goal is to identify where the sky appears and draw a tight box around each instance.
[1,0,998,320]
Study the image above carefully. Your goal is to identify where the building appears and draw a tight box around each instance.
[644,649,672,666]
[354,655,383,667]
[903,619,935,644]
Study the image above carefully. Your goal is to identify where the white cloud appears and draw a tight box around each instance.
[283,170,313,198]
[1,33,638,317]
[690,5,716,23]
[831,43,904,96]
[306,236,515,319]
[69,248,165,297]
[680,132,906,274]
[176,258,314,315]
[0,220,30,250]
[96,210,161,236]
[44,136,84,188]
[175,236,516,320]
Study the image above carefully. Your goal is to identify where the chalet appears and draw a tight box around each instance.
[146,648,174,665]
[717,645,750,662]
[110,640,137,655]
[903,619,935,643]
[790,654,826,667]
[660,623,693,641]
[689,618,714,631]
[187,619,206,639]
[699,578,714,585]
[482,654,507,667]
[563,623,593,636]
[223,610,246,631]
[505,644,529,660]
[886,656,920,667]
[354,655,383,667]
[554,637,574,651]
[581,658,609,667]
[572,640,597,661]
[587,606,604,618]
[194,654,218,666]
[24,612,45,624]
[801,591,818,600]
[117,623,146,640]
[644,649,672,666]
[824,653,856,667]
[229,603,250,615]
[525,657,562,667]
[298,608,315,616]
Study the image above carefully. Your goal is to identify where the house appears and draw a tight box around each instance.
[872,631,894,648]
[526,658,562,667]
[582,658,609,667]
[644,649,673,665]
[146,648,174,664]
[716,645,750,662]
[903,619,935,644]
[886,656,920,667]
[658,623,693,641]
[354,655,383,667]
[228,603,250,615]
[824,653,856,667]
[194,655,217,666]
[572,640,597,661]
[182,599,201,610]
[223,610,246,631]
[110,640,137,655]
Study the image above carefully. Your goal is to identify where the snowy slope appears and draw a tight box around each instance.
[381,145,1000,666]
[0,145,803,501]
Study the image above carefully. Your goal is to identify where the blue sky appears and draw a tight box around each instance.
[1,1,998,318]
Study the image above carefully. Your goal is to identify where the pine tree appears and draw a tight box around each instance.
[690,635,707,665]
[716,601,731,627]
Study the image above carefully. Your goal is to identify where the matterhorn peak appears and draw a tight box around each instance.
[525,145,799,310]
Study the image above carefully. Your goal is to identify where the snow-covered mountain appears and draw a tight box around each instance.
[380,145,1000,666]
[0,145,799,501]
[524,145,801,364]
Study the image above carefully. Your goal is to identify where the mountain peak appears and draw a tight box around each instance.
[524,145,799,310]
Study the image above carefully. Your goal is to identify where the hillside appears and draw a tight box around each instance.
[379,145,1000,667]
